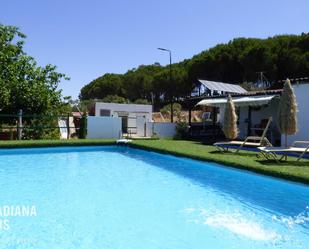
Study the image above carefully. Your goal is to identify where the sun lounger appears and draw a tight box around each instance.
[214,117,272,152]
[258,141,309,161]
[116,139,132,144]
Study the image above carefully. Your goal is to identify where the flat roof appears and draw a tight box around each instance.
[95,102,152,108]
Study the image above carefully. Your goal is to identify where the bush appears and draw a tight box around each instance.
[78,114,87,139]
[151,132,159,139]
[22,118,60,140]
[173,122,188,140]
[134,99,150,104]
[102,95,129,104]
[160,103,182,116]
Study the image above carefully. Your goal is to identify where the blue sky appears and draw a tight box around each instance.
[1,0,308,99]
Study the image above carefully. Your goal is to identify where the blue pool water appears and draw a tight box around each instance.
[0,146,308,249]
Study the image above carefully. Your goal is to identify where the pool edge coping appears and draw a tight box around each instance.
[0,140,117,149]
[0,140,308,186]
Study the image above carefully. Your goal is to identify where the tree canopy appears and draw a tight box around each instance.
[187,35,309,87]
[0,24,68,115]
[80,33,309,105]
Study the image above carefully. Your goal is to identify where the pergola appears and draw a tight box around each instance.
[183,87,282,138]
[196,95,276,108]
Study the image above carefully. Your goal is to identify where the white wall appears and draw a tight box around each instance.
[87,116,175,139]
[58,117,75,139]
[58,119,68,139]
[218,98,280,143]
[283,83,309,145]
[149,122,176,138]
[136,116,146,137]
[95,102,152,121]
[132,121,176,138]
[237,106,248,139]
[154,123,176,138]
[238,102,279,139]
[145,122,153,137]
[87,116,121,139]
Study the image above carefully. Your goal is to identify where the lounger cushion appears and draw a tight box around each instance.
[258,146,308,153]
[214,141,262,147]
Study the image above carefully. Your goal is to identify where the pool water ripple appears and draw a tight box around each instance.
[0,146,308,249]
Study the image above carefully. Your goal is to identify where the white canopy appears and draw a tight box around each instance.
[196,95,278,107]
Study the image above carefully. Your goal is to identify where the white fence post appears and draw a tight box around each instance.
[17,109,23,140]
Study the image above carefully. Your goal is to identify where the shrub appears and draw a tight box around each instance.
[22,118,60,140]
[160,103,182,116]
[134,99,150,104]
[151,132,159,139]
[78,114,87,139]
[102,95,129,104]
[173,122,188,140]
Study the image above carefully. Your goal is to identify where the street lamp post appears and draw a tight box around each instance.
[158,47,173,123]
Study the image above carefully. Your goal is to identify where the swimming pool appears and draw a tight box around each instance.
[0,146,308,248]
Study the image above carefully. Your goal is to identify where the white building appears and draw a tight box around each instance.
[95,102,152,135]
[195,80,309,146]
[197,91,282,145]
[284,82,309,145]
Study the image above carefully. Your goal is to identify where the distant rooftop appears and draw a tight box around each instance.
[185,77,308,106]
[278,77,309,83]
[198,80,247,94]
[184,88,282,106]
[195,89,282,100]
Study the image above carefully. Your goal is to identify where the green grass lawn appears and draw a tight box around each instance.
[131,139,309,185]
[0,138,308,185]
[0,139,116,148]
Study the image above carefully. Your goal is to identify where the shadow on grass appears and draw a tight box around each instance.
[257,159,309,167]
[209,150,256,158]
